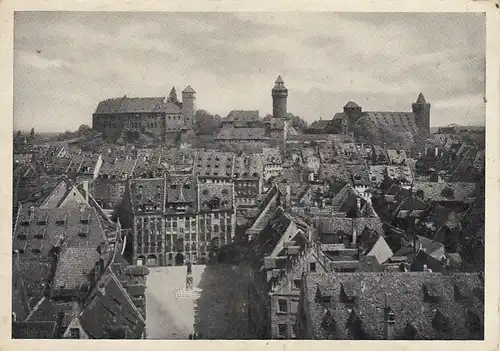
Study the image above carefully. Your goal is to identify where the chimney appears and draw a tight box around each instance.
[352,219,357,246]
[435,147,439,157]
[383,293,396,340]
[82,181,89,201]
[285,185,291,209]
[28,206,35,221]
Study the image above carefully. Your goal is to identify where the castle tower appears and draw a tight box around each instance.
[412,93,431,137]
[343,101,363,132]
[272,75,288,119]
[182,85,196,128]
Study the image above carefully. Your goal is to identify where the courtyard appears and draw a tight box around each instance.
[145,264,251,339]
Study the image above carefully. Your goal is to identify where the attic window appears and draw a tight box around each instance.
[340,282,356,304]
[321,309,336,333]
[56,213,67,225]
[17,228,29,240]
[423,282,442,303]
[80,211,90,224]
[432,309,449,332]
[31,241,44,254]
[34,229,46,239]
[37,213,49,225]
[79,226,90,238]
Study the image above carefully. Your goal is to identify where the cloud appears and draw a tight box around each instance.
[13,12,486,132]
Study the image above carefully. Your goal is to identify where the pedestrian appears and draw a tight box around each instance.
[193,332,197,339]
[189,334,193,340]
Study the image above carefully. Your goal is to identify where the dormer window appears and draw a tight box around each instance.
[340,282,356,305]
[37,213,49,225]
[80,211,90,224]
[56,213,67,225]
[79,226,89,238]
[34,229,46,240]
[432,308,449,332]
[31,241,43,254]
[423,282,442,303]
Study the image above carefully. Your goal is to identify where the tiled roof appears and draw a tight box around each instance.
[309,120,331,130]
[79,267,145,339]
[130,178,165,214]
[52,247,100,293]
[13,207,108,259]
[198,183,234,211]
[215,127,268,140]
[234,153,264,178]
[99,157,137,179]
[359,112,419,135]
[12,321,57,339]
[413,182,476,202]
[14,260,52,302]
[315,217,384,238]
[304,272,484,340]
[320,164,369,184]
[165,174,197,214]
[387,149,407,164]
[193,151,235,178]
[330,184,358,213]
[226,110,260,122]
[94,97,181,115]
[333,112,348,120]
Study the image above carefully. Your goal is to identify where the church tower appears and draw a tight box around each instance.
[412,93,431,137]
[182,85,196,128]
[272,75,288,119]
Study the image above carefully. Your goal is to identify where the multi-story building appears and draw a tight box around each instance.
[92,86,196,142]
[129,178,166,266]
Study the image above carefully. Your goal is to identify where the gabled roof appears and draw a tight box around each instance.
[344,101,360,108]
[366,236,393,264]
[94,96,182,115]
[79,266,145,339]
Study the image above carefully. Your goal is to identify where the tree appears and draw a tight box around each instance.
[194,110,221,136]
[77,124,91,135]
[287,113,308,132]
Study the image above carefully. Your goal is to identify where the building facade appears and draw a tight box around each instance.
[92,86,196,142]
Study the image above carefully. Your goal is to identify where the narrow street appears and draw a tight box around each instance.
[145,264,250,339]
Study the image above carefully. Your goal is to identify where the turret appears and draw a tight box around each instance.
[343,101,363,122]
[412,93,431,137]
[272,75,288,119]
[182,85,196,128]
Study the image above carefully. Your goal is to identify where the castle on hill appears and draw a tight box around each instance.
[308,93,431,139]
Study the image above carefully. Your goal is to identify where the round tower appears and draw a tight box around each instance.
[412,93,431,137]
[182,85,196,128]
[272,75,288,119]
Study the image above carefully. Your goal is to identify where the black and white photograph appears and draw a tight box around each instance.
[5,3,499,344]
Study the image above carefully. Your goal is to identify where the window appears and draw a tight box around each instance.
[214,225,219,234]
[70,328,80,339]
[309,262,316,272]
[293,280,301,290]
[277,324,288,339]
[278,299,288,313]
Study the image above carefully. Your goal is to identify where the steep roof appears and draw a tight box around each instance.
[130,178,165,214]
[413,182,476,203]
[193,151,235,178]
[215,127,268,140]
[52,247,100,293]
[275,75,284,83]
[416,92,427,104]
[13,207,108,259]
[226,110,260,122]
[304,272,484,340]
[182,85,196,94]
[94,96,181,115]
[366,236,393,264]
[198,183,234,212]
[79,267,145,339]
[360,112,419,135]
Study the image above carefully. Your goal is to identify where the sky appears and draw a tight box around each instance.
[13,12,486,132]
